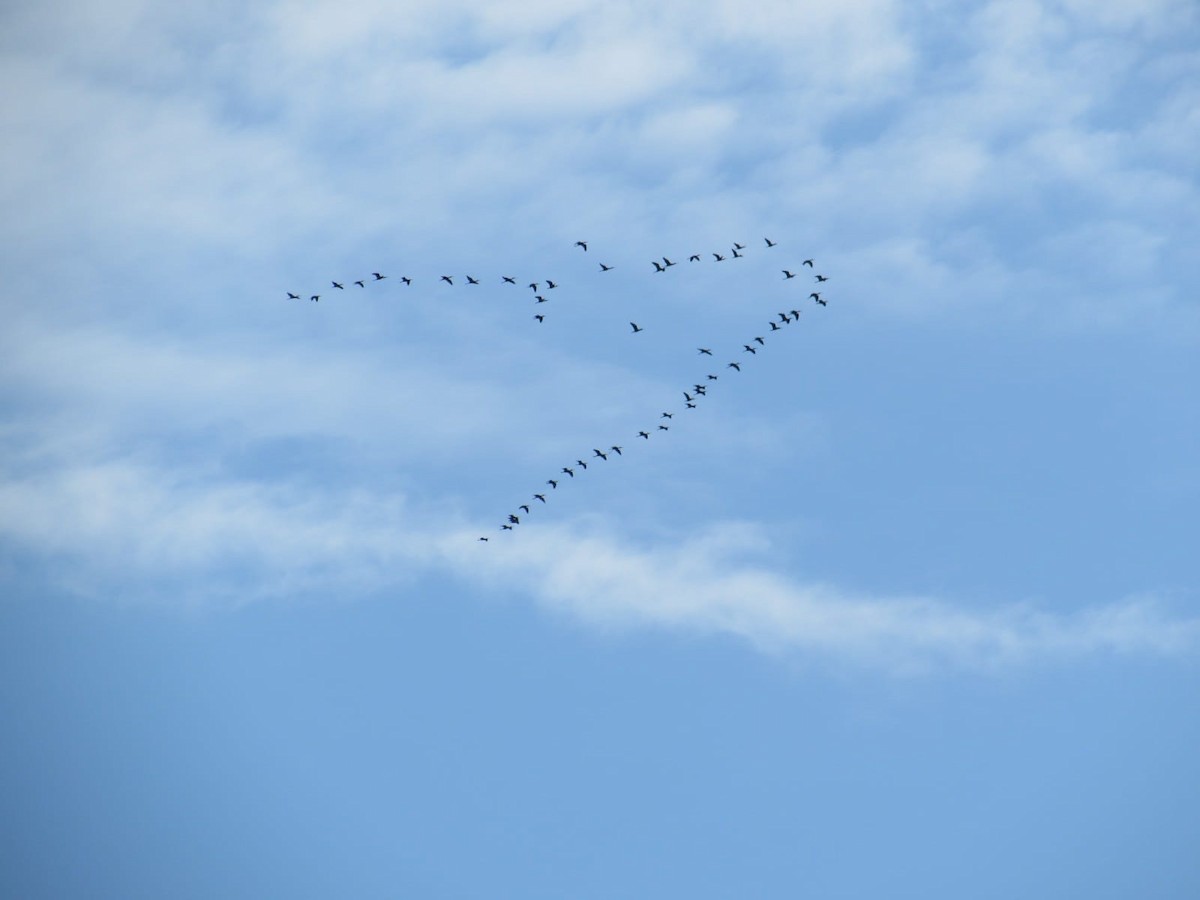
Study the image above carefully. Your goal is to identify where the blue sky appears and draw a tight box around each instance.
[1,0,1198,896]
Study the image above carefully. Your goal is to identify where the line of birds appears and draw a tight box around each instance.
[285,236,830,328]
[481,251,830,539]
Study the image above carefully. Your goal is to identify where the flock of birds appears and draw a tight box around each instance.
[281,236,832,540]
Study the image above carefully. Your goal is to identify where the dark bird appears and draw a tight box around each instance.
[713,253,726,261]
[638,431,650,439]
[535,295,548,303]
[287,292,300,299]
[743,345,757,354]
[658,424,670,431]
[610,446,622,455]
[479,536,489,541]
[765,237,777,247]
[310,295,320,302]
[815,297,827,306]
[354,280,365,288]
[534,314,545,322]
[630,322,643,333]
[699,348,713,355]
[575,241,588,251]
[533,494,546,503]
[546,280,558,289]
[661,412,673,419]
[600,263,613,271]
[501,524,513,531]
[728,362,741,371]
[401,277,412,286]
[684,392,695,402]
[686,402,696,408]
[693,384,707,394]
[562,467,575,477]
[529,282,539,291]
[575,460,588,470]
[770,322,781,331]
[810,292,822,301]
[689,254,701,262]
[502,276,516,284]
[466,276,480,285]
[652,261,665,272]
[373,272,387,280]
[815,274,829,282]
[547,479,558,489]
[520,505,530,514]
[779,313,790,323]
[783,270,796,279]
[733,242,745,250]
[790,309,801,320]
[754,336,765,345]
[332,281,344,289]
[731,249,743,258]
[802,259,814,267]
[508,514,520,524]
[663,257,676,267]
[707,374,718,380]
[593,449,608,460]
[440,275,454,285]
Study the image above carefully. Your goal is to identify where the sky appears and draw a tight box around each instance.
[1,0,1198,896]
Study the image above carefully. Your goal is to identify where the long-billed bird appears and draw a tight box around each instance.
[661,412,673,419]
[332,281,344,289]
[783,270,796,279]
[440,275,454,285]
[765,237,777,247]
[529,282,539,291]
[501,524,513,531]
[732,248,743,258]
[535,295,548,303]
[658,424,670,431]
[699,348,713,355]
[733,242,745,250]
[754,336,765,345]
[287,292,300,299]
[562,467,575,478]
[652,261,665,272]
[575,460,588,470]
[638,431,650,439]
[466,276,480,285]
[630,322,643,333]
[502,276,516,284]
[713,253,726,261]
[770,322,781,331]
[815,274,829,282]
[520,505,530,514]
[743,344,757,354]
[508,514,520,524]
[546,280,558,289]
[600,263,613,271]
[663,257,676,268]
[373,272,387,280]
[593,449,608,460]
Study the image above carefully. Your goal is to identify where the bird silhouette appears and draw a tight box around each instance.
[652,261,665,272]
[534,314,545,322]
[600,263,613,271]
[790,309,801,320]
[547,479,558,489]
[401,277,412,286]
[440,275,454,285]
[310,295,320,302]
[713,253,726,261]
[593,449,608,460]
[287,292,300,299]
[610,446,622,455]
[689,254,701,262]
[575,460,588,470]
[765,237,777,247]
[661,412,673,419]
[546,280,558,289]
[508,514,520,524]
[373,272,387,280]
[728,362,741,371]
[520,505,531,514]
[732,249,743,258]
[815,297,827,306]
[562,467,575,478]
[754,336,765,345]
[743,345,757,354]
[699,348,713,355]
[502,276,516,284]
[663,257,676,267]
[770,322,781,331]
[575,241,588,251]
[778,313,790,323]
[815,274,829,282]
[533,494,546,503]
[733,242,745,250]
[466,276,480,285]
[684,392,695,402]
[630,322,643,333]
[535,295,548,303]
[332,281,344,289]
[658,424,670,431]
[638,431,650,439]
[501,524,513,531]
[802,259,814,267]
[783,270,796,279]
[707,374,718,380]
[479,536,489,541]
[528,282,539,291]
[354,280,365,288]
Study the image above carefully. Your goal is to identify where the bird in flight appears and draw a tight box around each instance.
[815,274,829,282]
[519,505,531,514]
[287,292,300,299]
[689,254,701,262]
[699,348,713,355]
[310,295,320,302]
[770,322,781,331]
[547,479,558,489]
[575,460,588,470]
[534,314,545,322]
[401,277,412,286]
[562,467,575,478]
[802,259,814,267]
[743,345,757,354]
[533,494,546,503]
[652,261,665,272]
[508,514,520,524]
[663,257,676,268]
[658,424,670,431]
[638,431,650,439]
[373,272,387,280]
[546,280,558,289]
[733,242,745,251]
[713,253,726,261]
[765,237,777,247]
[630,322,643,333]
[479,536,489,542]
[661,412,673,419]
[600,263,613,271]
[575,241,588,251]
[790,309,801,320]
[707,374,718,380]
[593,449,608,460]
[535,295,548,303]
[684,391,695,402]
[610,445,622,455]
[728,362,741,371]
[502,276,516,284]
[731,248,743,258]
[810,292,823,302]
[354,280,365,288]
[501,524,513,531]
[529,282,539,291]
[332,281,344,289]
[440,275,454,285]
[466,276,480,285]
[754,336,765,345]
[783,270,796,279]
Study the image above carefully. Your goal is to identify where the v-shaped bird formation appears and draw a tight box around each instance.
[279,235,832,540]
